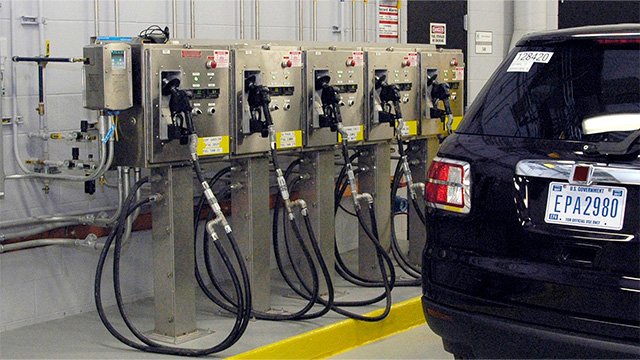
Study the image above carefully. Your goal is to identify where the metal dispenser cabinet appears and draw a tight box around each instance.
[403,48,465,266]
[84,40,234,343]
[108,42,232,167]
[228,44,305,311]
[233,44,304,155]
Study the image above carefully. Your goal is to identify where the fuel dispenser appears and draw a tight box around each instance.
[84,39,251,355]
[402,48,465,266]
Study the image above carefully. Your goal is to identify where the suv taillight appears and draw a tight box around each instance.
[426,157,471,214]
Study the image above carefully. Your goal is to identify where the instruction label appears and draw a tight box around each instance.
[338,125,365,143]
[507,51,554,72]
[399,120,419,137]
[289,51,303,67]
[197,136,230,156]
[276,130,303,149]
[404,52,419,67]
[212,50,230,68]
[352,51,364,67]
[454,67,465,81]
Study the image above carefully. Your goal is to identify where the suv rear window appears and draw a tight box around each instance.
[458,39,640,140]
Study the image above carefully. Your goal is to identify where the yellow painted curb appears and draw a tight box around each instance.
[227,296,425,360]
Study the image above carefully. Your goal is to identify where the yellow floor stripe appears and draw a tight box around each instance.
[227,296,425,360]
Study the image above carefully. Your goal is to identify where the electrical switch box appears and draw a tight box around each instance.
[83,42,133,111]
[365,48,421,141]
[304,48,366,148]
[233,45,304,155]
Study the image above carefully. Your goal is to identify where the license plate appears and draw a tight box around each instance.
[545,182,627,231]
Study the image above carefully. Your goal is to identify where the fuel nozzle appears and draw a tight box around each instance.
[375,74,403,125]
[245,75,272,138]
[162,75,193,144]
[428,73,454,133]
[315,75,342,132]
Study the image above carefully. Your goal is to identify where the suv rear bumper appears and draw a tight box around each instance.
[422,296,640,359]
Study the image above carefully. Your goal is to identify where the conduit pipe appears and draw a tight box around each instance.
[298,0,303,40]
[375,0,379,40]
[94,0,100,36]
[313,0,318,41]
[190,0,196,38]
[172,0,178,39]
[363,0,368,42]
[352,0,356,41]
[396,0,401,43]
[340,0,345,42]
[114,0,120,36]
[239,0,245,39]
[255,0,260,39]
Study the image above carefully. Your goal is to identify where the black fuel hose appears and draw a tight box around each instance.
[94,176,252,356]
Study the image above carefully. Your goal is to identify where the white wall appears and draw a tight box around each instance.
[466,0,558,105]
[0,0,406,331]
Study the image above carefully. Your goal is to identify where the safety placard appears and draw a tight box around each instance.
[378,5,398,39]
[404,52,419,67]
[507,51,554,72]
[454,67,465,81]
[338,125,365,143]
[430,23,446,45]
[399,120,419,137]
[352,51,364,66]
[276,130,303,149]
[212,50,230,68]
[197,136,230,156]
[289,51,303,67]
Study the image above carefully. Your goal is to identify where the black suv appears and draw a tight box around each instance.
[422,24,640,359]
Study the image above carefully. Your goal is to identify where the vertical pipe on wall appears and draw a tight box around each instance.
[351,0,356,41]
[313,0,318,41]
[114,0,120,36]
[37,0,49,168]
[396,0,401,43]
[0,44,4,198]
[172,0,178,39]
[190,0,196,38]
[94,0,100,37]
[374,0,379,41]
[255,0,260,39]
[298,0,303,40]
[363,0,368,42]
[340,0,345,41]
[239,0,245,39]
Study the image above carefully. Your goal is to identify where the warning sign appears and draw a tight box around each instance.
[378,5,398,39]
[430,23,446,45]
[211,50,229,68]
[288,51,303,67]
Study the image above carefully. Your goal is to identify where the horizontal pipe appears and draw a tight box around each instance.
[12,56,85,63]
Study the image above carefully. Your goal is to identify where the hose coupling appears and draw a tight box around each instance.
[205,220,220,242]
[148,193,164,203]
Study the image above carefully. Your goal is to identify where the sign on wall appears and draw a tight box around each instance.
[378,5,399,39]
[475,31,493,54]
[429,23,446,45]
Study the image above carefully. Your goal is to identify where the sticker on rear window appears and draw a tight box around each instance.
[507,51,554,72]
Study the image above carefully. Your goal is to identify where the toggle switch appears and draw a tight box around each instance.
[348,100,355,106]
[207,107,216,114]
[283,103,291,110]
[192,108,203,115]
[270,104,280,111]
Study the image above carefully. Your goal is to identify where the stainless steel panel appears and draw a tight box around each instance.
[233,45,304,155]
[230,157,271,312]
[419,49,465,136]
[304,49,366,148]
[151,166,198,339]
[83,42,133,111]
[358,143,391,279]
[365,49,421,142]
[113,43,232,167]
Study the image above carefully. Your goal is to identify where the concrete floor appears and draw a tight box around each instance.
[0,271,450,359]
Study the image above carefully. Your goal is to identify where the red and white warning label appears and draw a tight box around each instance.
[404,52,419,67]
[378,5,398,39]
[351,51,364,66]
[212,50,230,68]
[289,51,303,67]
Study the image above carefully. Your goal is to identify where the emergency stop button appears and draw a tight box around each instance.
[346,58,356,67]
[206,60,217,69]
[281,59,293,68]
[402,59,412,67]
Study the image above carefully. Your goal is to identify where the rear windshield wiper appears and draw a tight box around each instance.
[583,128,640,155]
